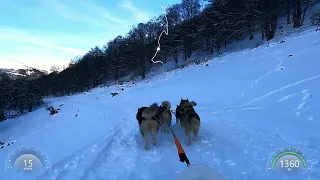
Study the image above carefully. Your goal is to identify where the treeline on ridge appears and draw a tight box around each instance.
[0,0,318,121]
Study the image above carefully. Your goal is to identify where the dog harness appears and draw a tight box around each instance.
[178,105,200,123]
[154,107,172,123]
[152,115,161,124]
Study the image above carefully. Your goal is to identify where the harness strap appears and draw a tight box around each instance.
[152,116,161,124]
[179,105,198,123]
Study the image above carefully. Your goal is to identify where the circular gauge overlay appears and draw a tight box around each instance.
[267,147,312,176]
[5,146,51,176]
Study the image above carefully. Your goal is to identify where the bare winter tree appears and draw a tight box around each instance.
[293,0,317,28]
[258,0,279,40]
[181,0,202,20]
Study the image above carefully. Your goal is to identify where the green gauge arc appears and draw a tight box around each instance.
[272,152,307,169]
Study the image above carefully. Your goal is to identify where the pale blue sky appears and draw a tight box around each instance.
[0,0,180,71]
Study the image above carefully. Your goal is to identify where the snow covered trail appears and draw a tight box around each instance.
[1,28,320,180]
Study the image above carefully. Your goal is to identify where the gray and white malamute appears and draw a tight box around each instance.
[176,99,200,146]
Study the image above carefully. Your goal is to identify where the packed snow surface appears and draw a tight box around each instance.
[0,29,320,180]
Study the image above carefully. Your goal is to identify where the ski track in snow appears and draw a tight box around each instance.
[293,89,312,117]
[226,74,320,110]
[238,50,284,99]
[37,128,119,180]
[277,93,298,102]
[36,113,269,180]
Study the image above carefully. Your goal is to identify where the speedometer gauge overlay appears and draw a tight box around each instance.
[267,146,312,176]
[5,146,51,178]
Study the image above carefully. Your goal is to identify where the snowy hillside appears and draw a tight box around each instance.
[1,28,320,180]
[0,68,47,79]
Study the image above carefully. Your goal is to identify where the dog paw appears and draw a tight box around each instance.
[152,142,156,145]
[193,136,198,141]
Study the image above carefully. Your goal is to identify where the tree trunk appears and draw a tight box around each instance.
[261,25,265,40]
[286,0,291,24]
[296,0,302,27]
[293,0,302,28]
[164,52,167,63]
[249,33,254,40]
[301,0,313,26]
[140,59,146,79]
[262,0,278,41]
[0,108,4,121]
[210,40,214,54]
[174,49,178,64]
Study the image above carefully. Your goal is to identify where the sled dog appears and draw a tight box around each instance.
[175,104,181,124]
[136,103,161,150]
[177,99,200,146]
[158,101,172,133]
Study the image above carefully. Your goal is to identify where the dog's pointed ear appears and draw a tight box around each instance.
[187,99,189,101]
[190,101,197,106]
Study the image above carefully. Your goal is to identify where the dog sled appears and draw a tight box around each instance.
[170,128,226,180]
[175,164,226,180]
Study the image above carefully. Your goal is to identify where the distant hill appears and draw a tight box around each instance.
[0,67,48,80]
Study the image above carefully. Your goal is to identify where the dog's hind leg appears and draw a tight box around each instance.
[163,123,170,133]
[166,120,172,132]
[192,126,199,141]
[143,133,149,150]
[192,121,200,141]
[184,127,192,146]
[151,130,157,145]
[150,123,158,145]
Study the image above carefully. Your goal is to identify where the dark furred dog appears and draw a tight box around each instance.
[136,103,161,150]
[177,99,200,146]
[136,107,148,126]
[175,105,181,124]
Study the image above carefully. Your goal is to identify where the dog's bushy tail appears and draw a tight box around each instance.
[141,103,158,119]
